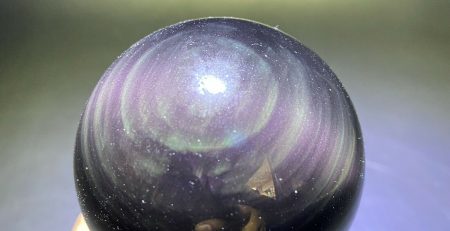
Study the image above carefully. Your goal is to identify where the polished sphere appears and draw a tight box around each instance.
[74,18,364,231]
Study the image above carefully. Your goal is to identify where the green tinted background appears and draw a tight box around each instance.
[1,0,449,230]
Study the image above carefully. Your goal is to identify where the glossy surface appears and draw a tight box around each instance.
[74,18,364,231]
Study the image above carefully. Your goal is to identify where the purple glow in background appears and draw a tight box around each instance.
[0,1,449,230]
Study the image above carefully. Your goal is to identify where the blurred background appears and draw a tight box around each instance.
[0,0,449,230]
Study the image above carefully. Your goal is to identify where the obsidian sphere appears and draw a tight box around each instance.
[74,18,364,231]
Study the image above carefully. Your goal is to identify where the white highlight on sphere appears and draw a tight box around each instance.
[198,75,227,95]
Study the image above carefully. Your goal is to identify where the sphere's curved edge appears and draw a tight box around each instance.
[169,17,362,115]
[112,17,305,68]
[74,17,365,231]
[74,121,111,231]
[110,16,355,108]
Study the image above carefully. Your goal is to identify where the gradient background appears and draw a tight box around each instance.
[0,0,449,230]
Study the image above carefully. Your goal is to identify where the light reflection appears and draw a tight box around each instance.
[198,75,226,95]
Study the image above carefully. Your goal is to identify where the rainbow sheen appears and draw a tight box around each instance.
[74,18,364,231]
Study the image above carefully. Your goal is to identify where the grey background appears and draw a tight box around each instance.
[0,0,449,230]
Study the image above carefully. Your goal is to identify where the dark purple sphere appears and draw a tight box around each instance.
[74,18,364,231]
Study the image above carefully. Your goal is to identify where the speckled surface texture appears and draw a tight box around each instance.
[75,18,363,230]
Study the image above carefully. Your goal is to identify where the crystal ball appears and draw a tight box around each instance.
[74,18,364,231]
